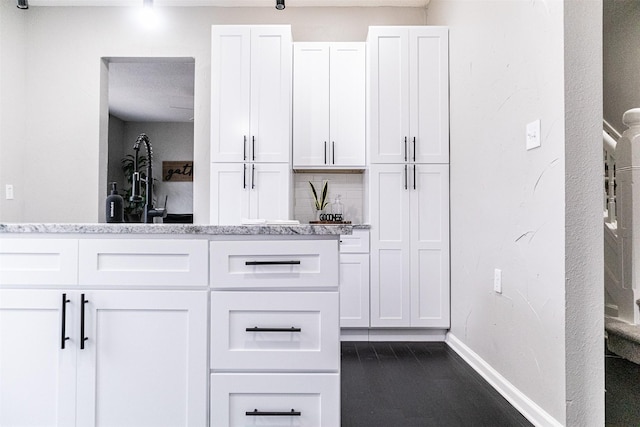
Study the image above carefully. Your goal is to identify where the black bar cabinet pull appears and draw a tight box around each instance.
[252,136,256,161]
[404,136,408,161]
[251,164,255,189]
[246,326,302,332]
[404,164,408,190]
[61,293,70,349]
[413,164,416,190]
[243,164,247,189]
[413,136,416,161]
[324,141,327,164]
[245,260,301,266]
[332,141,335,164]
[80,294,89,350]
[243,135,247,160]
[246,409,301,417]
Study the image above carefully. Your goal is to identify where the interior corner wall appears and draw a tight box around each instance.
[427,1,567,423]
[603,0,640,134]
[0,2,26,222]
[9,6,426,223]
[563,2,604,425]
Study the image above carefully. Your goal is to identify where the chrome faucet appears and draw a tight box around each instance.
[131,133,167,223]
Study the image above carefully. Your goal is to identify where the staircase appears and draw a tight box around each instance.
[606,301,640,364]
[604,110,640,365]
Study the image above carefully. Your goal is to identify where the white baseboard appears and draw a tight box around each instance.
[446,333,563,427]
[340,328,447,342]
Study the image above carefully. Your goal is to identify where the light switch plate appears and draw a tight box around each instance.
[493,268,502,294]
[526,119,541,150]
[5,184,13,200]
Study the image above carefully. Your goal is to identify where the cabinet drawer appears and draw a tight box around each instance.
[210,373,339,427]
[0,239,78,285]
[211,291,339,371]
[339,229,369,253]
[78,239,208,286]
[210,239,338,289]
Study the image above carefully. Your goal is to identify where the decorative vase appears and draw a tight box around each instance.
[315,209,323,221]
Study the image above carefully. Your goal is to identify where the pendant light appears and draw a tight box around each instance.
[275,0,285,10]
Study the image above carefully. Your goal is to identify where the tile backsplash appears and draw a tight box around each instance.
[293,172,364,224]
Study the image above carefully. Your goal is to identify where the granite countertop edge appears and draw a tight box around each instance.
[0,223,357,236]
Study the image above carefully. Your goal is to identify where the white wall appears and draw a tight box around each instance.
[0,4,426,223]
[0,4,26,222]
[427,1,603,425]
[563,2,603,425]
[603,0,640,133]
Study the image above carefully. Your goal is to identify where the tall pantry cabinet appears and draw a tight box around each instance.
[367,26,450,328]
[210,26,292,224]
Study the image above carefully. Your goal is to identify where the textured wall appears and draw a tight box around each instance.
[427,0,567,423]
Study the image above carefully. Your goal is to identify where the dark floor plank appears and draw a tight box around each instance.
[341,341,533,427]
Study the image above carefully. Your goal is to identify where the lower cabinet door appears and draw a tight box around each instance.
[210,373,340,427]
[0,290,77,427]
[75,290,208,427]
[339,253,370,328]
[211,291,340,372]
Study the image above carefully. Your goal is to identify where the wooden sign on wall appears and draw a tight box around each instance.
[162,161,193,182]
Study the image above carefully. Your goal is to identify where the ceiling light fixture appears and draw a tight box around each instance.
[275,0,285,10]
[143,0,153,9]
[17,0,28,10]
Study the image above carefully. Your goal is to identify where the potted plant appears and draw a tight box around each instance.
[309,180,329,221]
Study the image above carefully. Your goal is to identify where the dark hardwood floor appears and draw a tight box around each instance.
[605,342,640,426]
[341,341,532,427]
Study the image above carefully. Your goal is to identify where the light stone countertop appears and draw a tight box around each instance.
[0,223,353,235]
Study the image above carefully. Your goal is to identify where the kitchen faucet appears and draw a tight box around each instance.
[131,133,167,223]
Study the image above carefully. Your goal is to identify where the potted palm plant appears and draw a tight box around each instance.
[309,180,329,221]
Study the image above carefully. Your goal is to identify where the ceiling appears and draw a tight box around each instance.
[108,60,195,123]
[30,0,430,6]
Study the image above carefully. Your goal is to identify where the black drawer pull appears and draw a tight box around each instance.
[246,409,301,417]
[245,260,301,266]
[246,326,302,332]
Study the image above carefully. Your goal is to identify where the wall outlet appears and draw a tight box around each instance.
[493,268,502,294]
[5,184,14,200]
[526,119,541,150]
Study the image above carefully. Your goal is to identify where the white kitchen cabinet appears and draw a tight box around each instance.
[210,162,290,224]
[369,164,449,328]
[368,26,449,164]
[0,289,208,427]
[0,290,77,427]
[210,373,340,427]
[0,239,78,286]
[339,229,370,328]
[209,237,340,427]
[211,25,292,163]
[293,42,365,169]
[76,290,208,427]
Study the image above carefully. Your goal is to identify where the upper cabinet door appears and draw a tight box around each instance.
[211,26,292,163]
[330,43,366,167]
[368,26,449,164]
[249,27,292,163]
[211,26,251,163]
[293,42,365,169]
[368,27,410,164]
[409,27,449,164]
[293,43,330,167]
